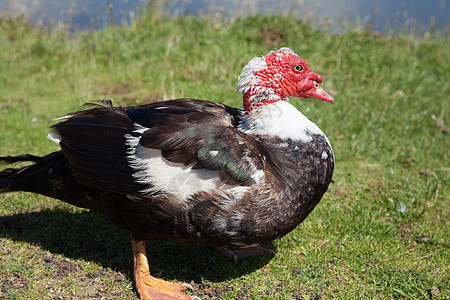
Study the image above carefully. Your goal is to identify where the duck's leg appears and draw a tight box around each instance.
[131,236,199,300]
[216,245,276,262]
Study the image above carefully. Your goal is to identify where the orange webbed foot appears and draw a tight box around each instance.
[131,236,200,300]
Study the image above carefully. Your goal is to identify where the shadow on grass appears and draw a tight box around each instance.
[0,208,274,283]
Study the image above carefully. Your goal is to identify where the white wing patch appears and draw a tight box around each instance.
[47,132,61,144]
[125,125,263,199]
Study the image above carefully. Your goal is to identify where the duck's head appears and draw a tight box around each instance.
[237,47,334,113]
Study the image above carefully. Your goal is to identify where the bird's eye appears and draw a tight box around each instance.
[294,65,303,72]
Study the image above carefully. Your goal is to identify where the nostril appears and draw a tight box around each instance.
[314,82,319,89]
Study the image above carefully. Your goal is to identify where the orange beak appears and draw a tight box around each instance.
[303,81,334,103]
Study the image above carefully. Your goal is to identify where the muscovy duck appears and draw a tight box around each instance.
[0,47,334,300]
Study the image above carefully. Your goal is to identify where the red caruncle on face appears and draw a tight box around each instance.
[254,51,317,99]
[241,48,334,113]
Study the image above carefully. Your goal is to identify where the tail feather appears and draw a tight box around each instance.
[0,167,18,193]
[1,154,39,193]
[1,151,127,226]
[0,152,64,194]
[0,154,43,165]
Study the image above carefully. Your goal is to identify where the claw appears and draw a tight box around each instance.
[262,248,276,256]
[216,245,276,261]
[182,283,194,291]
[215,246,238,262]
[190,297,201,300]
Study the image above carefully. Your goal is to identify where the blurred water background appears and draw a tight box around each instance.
[0,0,448,36]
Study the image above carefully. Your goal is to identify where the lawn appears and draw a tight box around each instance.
[0,4,448,300]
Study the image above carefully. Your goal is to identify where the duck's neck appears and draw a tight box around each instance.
[239,100,326,143]
[242,88,283,112]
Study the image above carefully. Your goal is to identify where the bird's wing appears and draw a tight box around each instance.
[126,99,266,192]
[51,99,265,196]
[51,100,141,194]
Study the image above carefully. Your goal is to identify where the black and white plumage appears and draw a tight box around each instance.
[0,47,334,300]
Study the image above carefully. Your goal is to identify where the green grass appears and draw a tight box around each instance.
[0,5,449,300]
